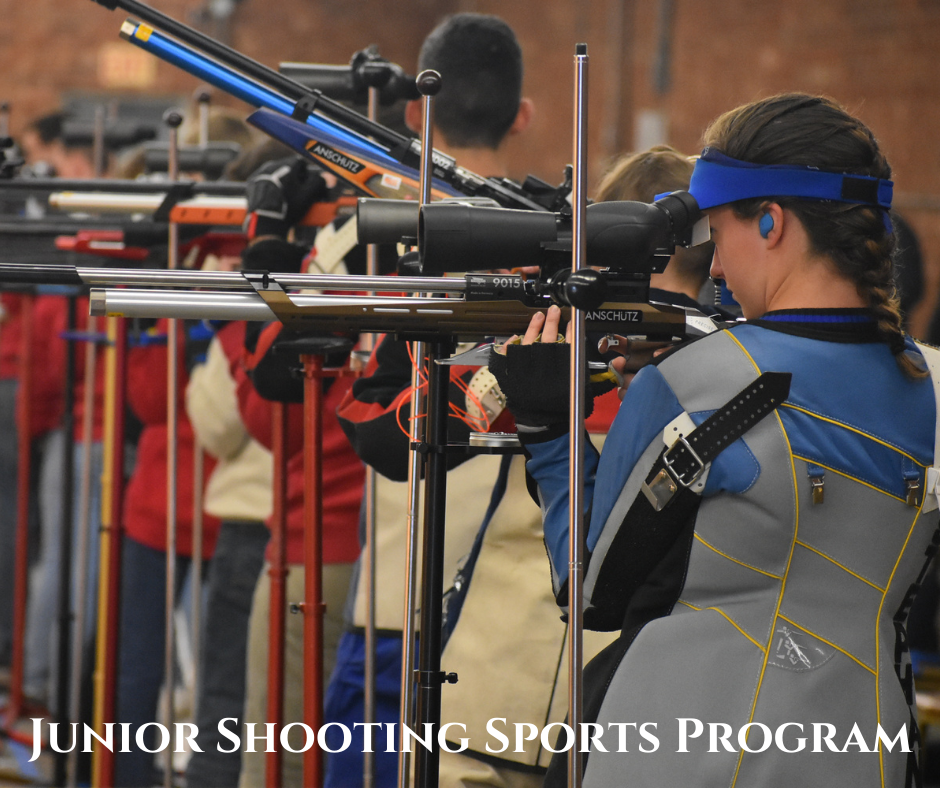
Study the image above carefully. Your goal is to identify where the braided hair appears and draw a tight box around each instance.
[703,93,924,378]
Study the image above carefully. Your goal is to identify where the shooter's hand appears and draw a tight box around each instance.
[598,334,674,400]
[519,304,569,345]
[241,157,326,274]
[489,306,608,433]
[243,157,327,241]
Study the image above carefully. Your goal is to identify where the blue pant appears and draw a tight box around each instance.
[323,631,413,788]
[114,536,198,788]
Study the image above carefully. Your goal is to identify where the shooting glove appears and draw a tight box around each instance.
[487,342,615,436]
[243,157,327,241]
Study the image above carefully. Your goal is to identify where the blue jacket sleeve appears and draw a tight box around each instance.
[524,364,685,598]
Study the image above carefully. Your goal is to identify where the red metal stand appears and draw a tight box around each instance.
[264,401,289,788]
[301,354,325,787]
[4,293,33,739]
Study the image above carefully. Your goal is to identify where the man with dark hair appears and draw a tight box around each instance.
[403,13,533,175]
[321,12,535,788]
[408,13,531,152]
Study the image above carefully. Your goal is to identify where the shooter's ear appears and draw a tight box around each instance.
[508,98,534,137]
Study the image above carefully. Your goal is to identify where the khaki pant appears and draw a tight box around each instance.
[435,750,545,788]
[239,561,354,788]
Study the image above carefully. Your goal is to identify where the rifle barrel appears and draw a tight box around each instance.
[0,179,246,196]
[107,0,409,154]
[0,262,466,294]
[50,193,246,214]
[120,21,397,167]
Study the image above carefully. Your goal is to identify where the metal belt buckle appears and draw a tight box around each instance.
[642,435,707,512]
[642,469,679,512]
[662,435,706,488]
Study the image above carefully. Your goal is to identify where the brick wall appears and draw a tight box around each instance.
[4,0,940,334]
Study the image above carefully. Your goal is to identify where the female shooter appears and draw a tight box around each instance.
[491,93,940,787]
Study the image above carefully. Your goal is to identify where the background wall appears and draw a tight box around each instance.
[3,0,940,333]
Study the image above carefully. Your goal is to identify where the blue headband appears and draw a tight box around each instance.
[687,148,893,211]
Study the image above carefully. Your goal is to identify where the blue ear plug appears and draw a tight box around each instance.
[759,213,774,238]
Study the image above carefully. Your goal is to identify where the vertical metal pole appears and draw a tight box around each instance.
[66,104,105,775]
[413,69,449,788]
[265,402,289,788]
[191,443,204,707]
[191,88,211,719]
[301,353,324,787]
[54,296,77,788]
[7,293,33,722]
[68,314,99,788]
[362,82,380,788]
[92,316,127,788]
[397,344,425,788]
[0,102,10,138]
[398,68,441,788]
[197,89,211,147]
[568,43,589,788]
[413,343,450,788]
[163,109,183,788]
[92,105,106,178]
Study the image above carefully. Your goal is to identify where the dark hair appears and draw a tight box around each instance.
[418,13,523,150]
[595,145,713,290]
[28,111,68,144]
[703,93,922,377]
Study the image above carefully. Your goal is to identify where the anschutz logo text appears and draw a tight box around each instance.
[585,309,643,322]
[311,143,364,175]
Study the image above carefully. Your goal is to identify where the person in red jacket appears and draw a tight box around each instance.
[22,296,110,707]
[214,155,366,787]
[114,318,220,788]
[0,293,67,674]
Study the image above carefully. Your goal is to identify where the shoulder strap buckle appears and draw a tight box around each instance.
[663,434,707,488]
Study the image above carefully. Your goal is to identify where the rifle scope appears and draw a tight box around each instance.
[417,191,702,274]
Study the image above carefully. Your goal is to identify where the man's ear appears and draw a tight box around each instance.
[508,97,534,137]
[404,99,423,135]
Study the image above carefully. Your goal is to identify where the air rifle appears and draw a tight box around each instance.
[0,176,358,229]
[0,217,179,267]
[0,191,714,339]
[87,0,568,211]
[0,265,690,341]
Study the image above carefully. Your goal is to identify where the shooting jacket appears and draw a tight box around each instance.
[124,317,220,558]
[185,324,273,523]
[525,313,940,788]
